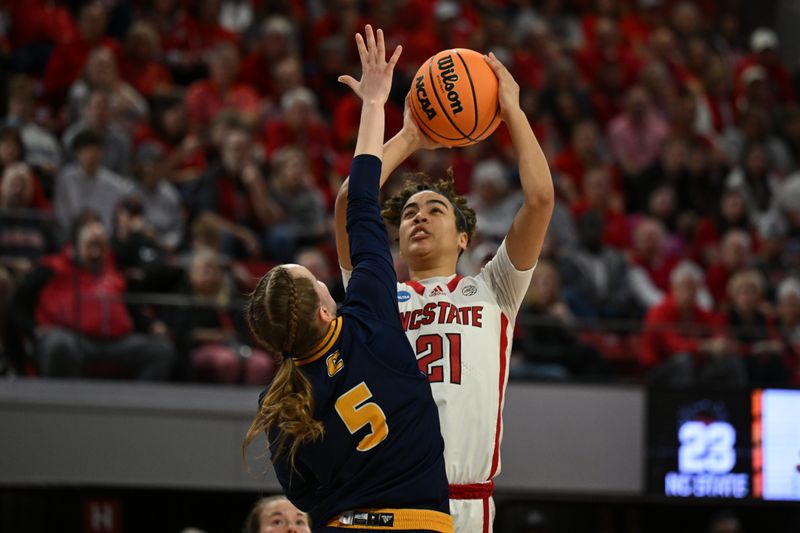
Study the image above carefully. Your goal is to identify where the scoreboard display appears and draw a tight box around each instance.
[647,389,753,499]
[647,388,800,501]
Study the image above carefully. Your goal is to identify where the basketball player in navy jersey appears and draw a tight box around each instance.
[244,25,453,533]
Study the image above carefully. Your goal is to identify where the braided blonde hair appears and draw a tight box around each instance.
[243,266,327,468]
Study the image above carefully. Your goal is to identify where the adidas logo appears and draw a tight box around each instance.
[429,285,445,297]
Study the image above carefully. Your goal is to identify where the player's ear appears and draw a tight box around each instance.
[318,302,335,324]
[457,231,469,253]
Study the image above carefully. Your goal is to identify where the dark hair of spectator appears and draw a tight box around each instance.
[71,130,105,152]
[381,170,477,246]
[69,210,103,245]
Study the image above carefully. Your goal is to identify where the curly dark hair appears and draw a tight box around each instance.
[381,170,477,246]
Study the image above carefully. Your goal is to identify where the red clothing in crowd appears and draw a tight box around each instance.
[239,50,277,99]
[736,55,796,105]
[641,295,724,367]
[185,80,261,128]
[705,263,734,309]
[7,0,77,48]
[571,201,629,249]
[689,218,759,266]
[133,124,207,180]
[35,249,133,339]
[43,37,121,96]
[553,149,621,196]
[160,14,238,63]
[263,117,334,198]
[630,253,679,293]
[331,93,402,151]
[119,57,173,97]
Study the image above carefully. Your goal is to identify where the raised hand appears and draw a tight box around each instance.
[338,25,402,106]
[483,52,522,123]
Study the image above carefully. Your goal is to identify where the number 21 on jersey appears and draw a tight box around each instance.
[417,333,462,384]
[335,382,388,452]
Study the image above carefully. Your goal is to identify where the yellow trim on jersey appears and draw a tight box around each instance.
[295,316,343,366]
[325,508,453,532]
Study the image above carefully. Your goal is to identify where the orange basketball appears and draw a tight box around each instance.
[409,48,501,147]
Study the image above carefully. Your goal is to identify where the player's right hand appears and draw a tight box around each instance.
[338,25,402,106]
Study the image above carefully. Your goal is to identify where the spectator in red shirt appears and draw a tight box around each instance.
[118,21,173,98]
[538,57,594,147]
[552,119,615,205]
[636,137,689,213]
[577,17,640,95]
[642,260,744,387]
[163,0,238,84]
[705,229,753,309]
[725,269,790,386]
[776,278,800,381]
[43,1,120,102]
[629,217,680,309]
[185,42,261,130]
[188,126,273,258]
[735,28,795,106]
[571,167,628,249]
[690,189,756,266]
[263,87,334,200]
[239,16,298,100]
[307,35,354,120]
[135,94,207,185]
[13,213,175,379]
[646,26,691,89]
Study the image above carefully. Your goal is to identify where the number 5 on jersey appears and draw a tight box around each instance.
[335,382,389,452]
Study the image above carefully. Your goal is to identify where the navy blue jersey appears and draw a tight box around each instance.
[265,155,450,528]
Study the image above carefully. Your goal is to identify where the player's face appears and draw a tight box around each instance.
[286,264,337,318]
[259,499,311,533]
[398,190,467,268]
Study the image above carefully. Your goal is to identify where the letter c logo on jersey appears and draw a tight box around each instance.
[326,351,344,377]
[397,290,411,302]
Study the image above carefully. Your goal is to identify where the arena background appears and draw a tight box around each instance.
[2,0,800,532]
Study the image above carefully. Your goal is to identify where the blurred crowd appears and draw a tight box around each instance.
[1,0,799,388]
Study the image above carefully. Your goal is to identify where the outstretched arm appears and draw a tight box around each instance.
[485,52,554,270]
[337,25,410,322]
[334,96,443,271]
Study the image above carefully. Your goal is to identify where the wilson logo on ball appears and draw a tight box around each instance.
[436,55,463,115]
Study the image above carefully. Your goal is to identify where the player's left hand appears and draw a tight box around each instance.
[338,25,402,106]
[483,52,521,123]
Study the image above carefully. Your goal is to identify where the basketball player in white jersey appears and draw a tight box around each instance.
[334,52,554,533]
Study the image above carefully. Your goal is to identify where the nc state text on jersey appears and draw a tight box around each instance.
[400,303,484,331]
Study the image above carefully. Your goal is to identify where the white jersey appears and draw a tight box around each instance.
[343,240,534,484]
